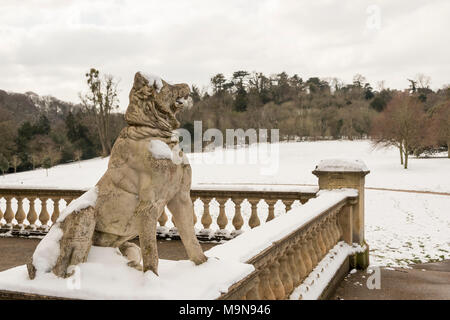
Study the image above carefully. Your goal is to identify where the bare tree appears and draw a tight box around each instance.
[48,146,62,167]
[74,149,83,167]
[376,80,385,92]
[415,73,431,89]
[371,92,427,169]
[430,100,450,157]
[30,153,41,170]
[11,155,21,173]
[80,68,119,157]
[0,109,17,159]
[353,74,366,87]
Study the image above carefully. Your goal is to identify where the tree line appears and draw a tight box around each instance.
[371,91,449,168]
[180,71,384,140]
[179,71,449,168]
[0,68,124,175]
[0,69,448,174]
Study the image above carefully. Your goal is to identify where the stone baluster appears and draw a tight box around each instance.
[300,237,313,274]
[328,214,341,247]
[64,198,73,206]
[158,209,168,227]
[287,246,301,287]
[299,196,309,205]
[201,197,213,230]
[245,277,261,300]
[248,199,260,229]
[265,199,277,222]
[314,226,327,259]
[39,197,50,229]
[279,252,294,296]
[27,197,38,229]
[283,200,295,213]
[335,212,344,241]
[216,198,228,230]
[0,200,3,227]
[258,267,276,300]
[14,197,26,228]
[3,196,14,228]
[307,232,319,268]
[51,198,61,224]
[318,221,328,252]
[321,219,333,250]
[232,198,244,232]
[190,196,198,225]
[268,261,285,300]
[293,242,308,282]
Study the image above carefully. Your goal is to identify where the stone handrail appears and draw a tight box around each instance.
[209,160,370,300]
[0,187,85,233]
[215,192,357,300]
[0,185,318,239]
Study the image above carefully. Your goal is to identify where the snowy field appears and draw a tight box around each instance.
[1,140,449,267]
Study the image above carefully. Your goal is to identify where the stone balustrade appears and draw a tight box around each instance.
[0,188,84,235]
[0,159,369,300]
[215,160,370,300]
[217,193,357,300]
[0,185,318,239]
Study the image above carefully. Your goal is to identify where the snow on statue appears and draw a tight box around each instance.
[27,72,206,279]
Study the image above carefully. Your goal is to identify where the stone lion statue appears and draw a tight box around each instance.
[27,72,207,279]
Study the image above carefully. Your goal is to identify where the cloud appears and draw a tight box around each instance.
[0,0,448,110]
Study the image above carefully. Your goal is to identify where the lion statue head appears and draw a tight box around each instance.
[124,72,192,141]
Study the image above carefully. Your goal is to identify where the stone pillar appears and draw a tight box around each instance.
[312,159,370,269]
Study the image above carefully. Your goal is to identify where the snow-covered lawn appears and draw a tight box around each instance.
[1,140,449,267]
[2,140,449,192]
[366,190,449,267]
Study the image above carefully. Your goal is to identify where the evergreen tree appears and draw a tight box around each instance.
[233,86,248,112]
[34,114,51,135]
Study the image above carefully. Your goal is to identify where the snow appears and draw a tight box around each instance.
[205,189,357,263]
[148,139,173,160]
[177,96,193,110]
[31,225,63,276]
[140,72,163,93]
[1,140,448,192]
[0,246,254,300]
[57,187,97,223]
[366,190,450,267]
[192,183,318,193]
[290,242,364,300]
[31,187,98,275]
[0,155,108,189]
[315,159,369,172]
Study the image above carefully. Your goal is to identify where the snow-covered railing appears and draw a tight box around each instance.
[209,159,370,300]
[210,190,358,300]
[0,185,318,239]
[0,187,84,235]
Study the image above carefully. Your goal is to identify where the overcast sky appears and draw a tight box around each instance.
[1,0,449,110]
